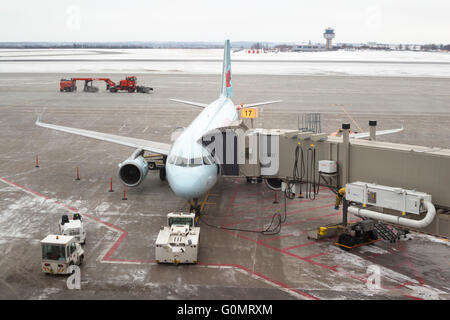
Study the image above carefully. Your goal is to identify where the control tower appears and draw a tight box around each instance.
[323,27,335,50]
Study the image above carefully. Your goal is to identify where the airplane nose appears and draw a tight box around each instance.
[169,174,203,199]
[166,164,217,199]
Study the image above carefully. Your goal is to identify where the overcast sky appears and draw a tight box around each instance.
[1,0,449,44]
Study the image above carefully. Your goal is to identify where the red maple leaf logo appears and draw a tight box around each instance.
[226,70,231,88]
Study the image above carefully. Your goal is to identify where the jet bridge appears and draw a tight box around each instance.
[225,122,450,238]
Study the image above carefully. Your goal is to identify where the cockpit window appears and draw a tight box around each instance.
[168,154,215,167]
[190,158,203,167]
[175,157,188,167]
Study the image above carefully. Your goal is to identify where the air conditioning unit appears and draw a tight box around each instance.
[346,182,432,215]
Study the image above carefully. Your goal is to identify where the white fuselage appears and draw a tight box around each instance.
[166,96,238,199]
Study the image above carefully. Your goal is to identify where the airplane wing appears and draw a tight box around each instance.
[170,99,208,108]
[36,118,171,155]
[350,126,404,139]
[238,100,282,108]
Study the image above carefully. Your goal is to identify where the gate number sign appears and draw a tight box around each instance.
[241,107,258,119]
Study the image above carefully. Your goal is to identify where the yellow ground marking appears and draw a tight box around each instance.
[336,104,363,132]
[200,191,218,213]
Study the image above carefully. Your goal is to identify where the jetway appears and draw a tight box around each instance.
[219,121,450,238]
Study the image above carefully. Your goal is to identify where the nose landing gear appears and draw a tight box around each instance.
[189,198,201,214]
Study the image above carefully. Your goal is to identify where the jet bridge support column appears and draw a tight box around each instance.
[341,123,350,186]
[342,197,348,227]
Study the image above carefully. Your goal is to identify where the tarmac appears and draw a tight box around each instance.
[0,73,449,299]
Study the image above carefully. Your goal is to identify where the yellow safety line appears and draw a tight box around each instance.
[334,239,378,249]
[199,191,218,213]
[334,242,352,249]
[200,192,210,213]
[337,104,363,132]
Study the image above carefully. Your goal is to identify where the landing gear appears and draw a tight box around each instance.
[159,167,166,181]
[189,198,201,214]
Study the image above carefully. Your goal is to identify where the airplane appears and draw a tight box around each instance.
[36,40,281,212]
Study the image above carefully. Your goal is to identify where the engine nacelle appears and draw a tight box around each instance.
[118,155,148,187]
[264,178,282,191]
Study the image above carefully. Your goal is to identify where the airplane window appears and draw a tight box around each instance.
[174,157,188,167]
[167,155,176,164]
[190,158,203,167]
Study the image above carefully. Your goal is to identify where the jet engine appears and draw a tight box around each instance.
[118,149,148,187]
[264,178,282,191]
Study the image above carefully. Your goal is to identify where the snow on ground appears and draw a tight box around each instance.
[329,245,445,300]
[1,48,449,63]
[410,233,450,246]
[0,49,449,77]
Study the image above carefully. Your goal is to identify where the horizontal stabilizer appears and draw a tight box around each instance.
[170,99,208,108]
[238,100,282,109]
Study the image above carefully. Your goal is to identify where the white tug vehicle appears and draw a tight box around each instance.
[40,234,84,274]
[155,212,200,264]
[59,213,86,244]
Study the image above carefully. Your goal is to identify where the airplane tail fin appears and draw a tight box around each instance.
[220,39,232,98]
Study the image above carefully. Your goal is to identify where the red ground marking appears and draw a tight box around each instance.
[220,182,241,226]
[283,211,340,227]
[287,194,334,205]
[231,195,274,207]
[107,258,154,263]
[394,281,414,289]
[198,262,319,300]
[102,232,128,261]
[259,234,294,243]
[283,241,318,251]
[285,203,335,217]
[1,177,50,200]
[0,176,127,262]
[397,242,425,286]
[223,229,339,272]
[230,194,333,211]
[404,295,424,300]
[301,252,330,260]
[226,195,334,220]
[223,203,336,228]
[240,192,272,198]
